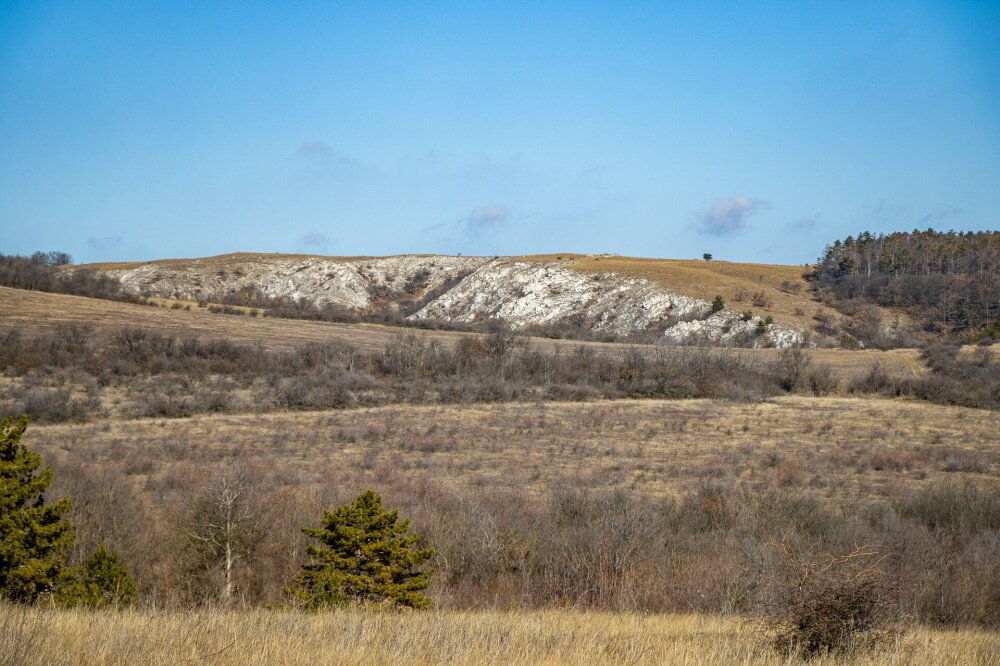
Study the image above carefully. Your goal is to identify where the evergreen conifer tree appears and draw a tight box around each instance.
[288,490,434,609]
[0,415,75,603]
[61,545,136,608]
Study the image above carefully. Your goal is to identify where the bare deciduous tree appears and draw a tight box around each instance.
[184,465,261,604]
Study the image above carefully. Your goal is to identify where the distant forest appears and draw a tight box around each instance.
[809,229,1000,339]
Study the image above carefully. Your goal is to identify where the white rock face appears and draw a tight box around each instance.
[661,311,803,348]
[410,260,706,333]
[411,260,802,347]
[100,254,804,347]
[105,255,489,310]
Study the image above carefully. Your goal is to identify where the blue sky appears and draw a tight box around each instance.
[1,1,998,264]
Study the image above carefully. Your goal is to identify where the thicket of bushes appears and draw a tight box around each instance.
[14,404,1000,653]
[0,252,142,304]
[846,342,1000,410]
[1,325,828,423]
[33,441,1000,632]
[5,321,995,424]
[1,417,434,612]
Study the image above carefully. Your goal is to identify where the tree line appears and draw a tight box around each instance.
[809,229,1000,339]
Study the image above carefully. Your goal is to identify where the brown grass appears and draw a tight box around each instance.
[80,251,391,271]
[0,285,925,381]
[516,253,873,332]
[1,605,997,665]
[0,285,465,354]
[25,396,999,501]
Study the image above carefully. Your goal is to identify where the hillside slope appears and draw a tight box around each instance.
[81,253,878,348]
[0,285,926,380]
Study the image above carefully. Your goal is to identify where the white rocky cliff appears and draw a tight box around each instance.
[99,255,803,347]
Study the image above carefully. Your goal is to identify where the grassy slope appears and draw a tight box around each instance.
[518,253,901,333]
[0,285,925,380]
[81,251,378,271]
[1,605,997,665]
[81,251,901,334]
[25,397,1000,501]
[81,251,491,271]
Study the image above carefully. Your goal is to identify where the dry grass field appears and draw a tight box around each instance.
[0,285,926,380]
[4,281,999,661]
[519,253,889,332]
[1,605,998,665]
[0,285,455,354]
[24,396,1000,501]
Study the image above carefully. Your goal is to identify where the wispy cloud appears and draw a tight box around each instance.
[87,236,124,251]
[296,232,332,250]
[295,140,335,158]
[464,204,511,238]
[786,216,818,231]
[696,195,765,235]
[919,206,962,226]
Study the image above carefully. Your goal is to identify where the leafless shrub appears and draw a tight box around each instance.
[849,363,897,395]
[776,347,812,392]
[765,542,898,659]
[813,311,838,337]
[752,291,770,308]
[780,280,803,295]
[0,383,100,423]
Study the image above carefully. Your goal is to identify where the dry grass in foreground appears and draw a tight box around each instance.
[1,606,997,665]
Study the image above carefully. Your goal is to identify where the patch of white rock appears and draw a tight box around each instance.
[107,255,487,309]
[410,260,802,348]
[104,255,803,348]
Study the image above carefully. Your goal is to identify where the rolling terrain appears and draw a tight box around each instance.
[1,285,925,380]
[20,394,1000,647]
[79,253,905,348]
[26,396,999,502]
[4,252,998,665]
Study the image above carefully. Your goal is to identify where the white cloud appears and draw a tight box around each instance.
[464,204,511,238]
[697,195,764,235]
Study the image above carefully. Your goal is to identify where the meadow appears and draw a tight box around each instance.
[2,606,999,665]
[0,284,925,379]
[3,284,1000,662]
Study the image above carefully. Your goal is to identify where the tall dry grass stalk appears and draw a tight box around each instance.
[0,605,998,665]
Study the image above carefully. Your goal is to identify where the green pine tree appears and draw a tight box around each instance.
[710,295,726,313]
[60,545,136,608]
[0,415,76,603]
[288,490,434,609]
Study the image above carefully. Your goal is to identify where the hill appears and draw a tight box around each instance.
[810,229,1000,342]
[0,285,924,381]
[79,252,897,348]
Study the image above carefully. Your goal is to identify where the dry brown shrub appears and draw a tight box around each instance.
[764,540,899,659]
